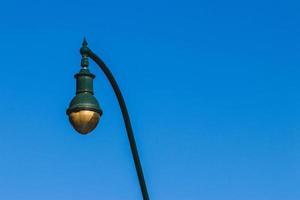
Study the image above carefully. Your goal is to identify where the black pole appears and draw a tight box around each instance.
[82,41,150,200]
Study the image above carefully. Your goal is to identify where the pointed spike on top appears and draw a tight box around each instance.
[82,37,88,46]
[80,37,90,56]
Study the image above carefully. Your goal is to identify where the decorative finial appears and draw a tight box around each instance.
[80,37,90,68]
[82,37,88,47]
[80,37,89,55]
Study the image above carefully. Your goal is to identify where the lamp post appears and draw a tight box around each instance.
[66,39,150,200]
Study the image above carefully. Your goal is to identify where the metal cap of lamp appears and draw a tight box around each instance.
[66,41,102,134]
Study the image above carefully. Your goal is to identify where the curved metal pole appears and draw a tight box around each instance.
[83,43,150,200]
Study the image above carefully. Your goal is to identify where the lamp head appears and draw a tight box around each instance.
[67,68,102,134]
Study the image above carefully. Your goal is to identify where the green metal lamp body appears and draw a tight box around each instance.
[67,68,102,134]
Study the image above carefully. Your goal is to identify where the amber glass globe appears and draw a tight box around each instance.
[69,110,100,134]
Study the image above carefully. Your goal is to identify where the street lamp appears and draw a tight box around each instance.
[66,38,150,200]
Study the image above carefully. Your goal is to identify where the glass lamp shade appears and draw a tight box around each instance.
[69,110,100,134]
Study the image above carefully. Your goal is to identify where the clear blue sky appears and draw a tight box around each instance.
[0,0,299,199]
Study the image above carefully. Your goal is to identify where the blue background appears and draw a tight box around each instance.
[0,0,299,199]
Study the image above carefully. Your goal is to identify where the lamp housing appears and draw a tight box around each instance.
[67,68,102,134]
